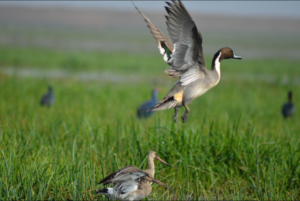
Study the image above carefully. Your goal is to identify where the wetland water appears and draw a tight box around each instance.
[0,6,299,60]
[2,67,299,86]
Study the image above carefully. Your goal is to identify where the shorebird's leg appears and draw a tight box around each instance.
[173,108,178,123]
[181,103,190,123]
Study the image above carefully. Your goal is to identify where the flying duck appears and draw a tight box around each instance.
[134,0,242,123]
[40,86,55,106]
[97,171,169,201]
[137,88,160,119]
[282,91,296,118]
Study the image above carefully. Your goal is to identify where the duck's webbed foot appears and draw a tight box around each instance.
[181,103,190,123]
[173,108,178,123]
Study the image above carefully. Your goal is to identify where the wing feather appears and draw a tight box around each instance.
[164,0,206,80]
[135,0,206,86]
[134,2,174,62]
[115,181,138,199]
[113,171,149,199]
[179,65,205,86]
[111,171,148,183]
[99,165,141,185]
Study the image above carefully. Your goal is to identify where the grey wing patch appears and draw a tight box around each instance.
[114,181,138,200]
[179,65,205,86]
[165,0,206,77]
[99,165,141,185]
[111,171,148,184]
[112,171,149,199]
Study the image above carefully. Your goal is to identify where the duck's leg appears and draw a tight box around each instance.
[173,108,178,123]
[181,103,190,123]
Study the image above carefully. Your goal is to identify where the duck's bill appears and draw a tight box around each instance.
[156,156,173,168]
[233,54,242,59]
[152,178,171,189]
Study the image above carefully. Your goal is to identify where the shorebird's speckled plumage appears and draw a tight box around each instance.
[97,171,168,201]
[96,151,172,200]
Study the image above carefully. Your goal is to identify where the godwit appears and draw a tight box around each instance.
[97,171,169,201]
[97,151,172,200]
[134,0,241,123]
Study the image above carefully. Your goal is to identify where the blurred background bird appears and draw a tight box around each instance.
[40,86,55,107]
[137,88,160,119]
[282,91,295,118]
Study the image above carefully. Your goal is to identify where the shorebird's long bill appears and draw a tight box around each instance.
[152,178,171,189]
[233,53,242,59]
[156,156,173,168]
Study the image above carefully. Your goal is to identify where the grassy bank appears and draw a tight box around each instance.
[0,66,299,200]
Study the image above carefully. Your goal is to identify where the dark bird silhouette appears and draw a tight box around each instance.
[137,88,159,118]
[40,86,55,106]
[282,91,295,118]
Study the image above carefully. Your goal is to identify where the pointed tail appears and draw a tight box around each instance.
[147,97,177,111]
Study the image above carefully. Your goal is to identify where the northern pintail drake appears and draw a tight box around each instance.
[137,88,160,119]
[134,0,242,123]
[40,86,55,106]
[97,151,172,200]
[97,171,169,201]
[282,91,296,118]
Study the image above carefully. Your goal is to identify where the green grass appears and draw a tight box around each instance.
[1,45,300,77]
[0,46,300,200]
[0,46,164,75]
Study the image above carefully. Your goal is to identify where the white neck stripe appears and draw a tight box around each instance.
[214,52,221,77]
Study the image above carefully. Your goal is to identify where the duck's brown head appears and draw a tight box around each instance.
[218,47,242,61]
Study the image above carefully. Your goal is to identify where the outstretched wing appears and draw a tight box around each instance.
[134,3,174,63]
[99,165,142,185]
[164,0,206,84]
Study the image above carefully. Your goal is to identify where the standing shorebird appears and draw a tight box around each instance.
[97,171,169,201]
[137,88,160,119]
[134,0,242,123]
[40,86,55,106]
[97,151,172,200]
[282,91,296,118]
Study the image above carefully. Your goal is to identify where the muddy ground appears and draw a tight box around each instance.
[0,5,299,60]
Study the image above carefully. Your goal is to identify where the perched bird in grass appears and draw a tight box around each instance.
[97,171,169,201]
[134,0,241,123]
[282,91,295,118]
[137,88,160,119]
[96,151,172,200]
[40,86,55,106]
